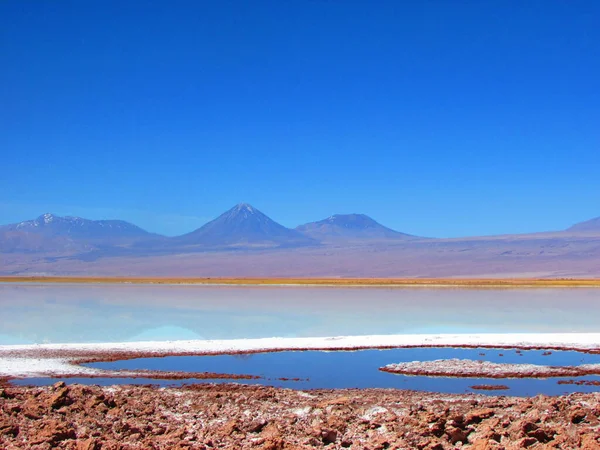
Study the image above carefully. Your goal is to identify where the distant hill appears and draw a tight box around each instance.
[0,213,156,253]
[567,217,600,233]
[2,207,600,277]
[174,203,317,249]
[296,214,417,242]
[0,229,88,253]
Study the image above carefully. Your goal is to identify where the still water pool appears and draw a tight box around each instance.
[2,284,600,344]
[15,347,600,396]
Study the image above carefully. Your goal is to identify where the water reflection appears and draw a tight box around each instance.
[1,283,600,344]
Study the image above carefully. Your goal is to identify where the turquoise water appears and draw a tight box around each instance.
[1,283,600,345]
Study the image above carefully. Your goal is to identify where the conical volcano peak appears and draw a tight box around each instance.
[232,203,256,214]
[221,203,264,222]
[177,203,316,248]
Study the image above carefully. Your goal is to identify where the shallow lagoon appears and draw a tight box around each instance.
[1,284,600,345]
[14,347,600,396]
[4,284,600,395]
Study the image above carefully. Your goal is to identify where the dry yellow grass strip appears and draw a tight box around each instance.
[1,276,600,287]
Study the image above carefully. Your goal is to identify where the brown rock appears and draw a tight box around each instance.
[325,415,348,432]
[22,399,44,419]
[0,422,19,437]
[77,438,98,450]
[3,383,600,450]
[446,425,469,444]
[571,408,587,424]
[465,408,495,425]
[423,443,444,450]
[525,425,554,443]
[30,419,76,445]
[581,434,600,450]
[245,418,268,433]
[48,385,70,409]
[516,437,539,448]
[221,419,240,436]
[321,428,337,445]
[424,418,446,437]
[470,440,496,450]
[261,423,281,440]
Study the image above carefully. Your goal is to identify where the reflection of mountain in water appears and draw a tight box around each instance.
[127,326,205,342]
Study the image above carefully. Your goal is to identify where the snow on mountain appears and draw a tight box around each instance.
[8,213,153,239]
[0,213,158,253]
[175,203,317,248]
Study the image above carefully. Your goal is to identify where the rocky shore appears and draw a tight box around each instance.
[1,382,600,449]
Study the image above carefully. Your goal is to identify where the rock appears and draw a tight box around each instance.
[470,440,496,450]
[29,420,76,445]
[465,408,495,425]
[571,408,587,424]
[261,423,281,440]
[77,438,98,450]
[2,383,600,450]
[516,437,539,448]
[245,418,268,433]
[446,425,469,444]
[22,399,43,419]
[321,428,337,445]
[0,422,19,437]
[526,426,554,443]
[581,434,600,450]
[425,418,445,437]
[325,415,348,432]
[220,419,239,436]
[48,385,70,409]
[423,442,444,450]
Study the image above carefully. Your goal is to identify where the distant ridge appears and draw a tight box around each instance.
[174,203,317,249]
[568,216,600,233]
[296,213,417,242]
[5,213,153,239]
[0,213,156,253]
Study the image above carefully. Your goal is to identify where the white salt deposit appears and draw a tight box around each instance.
[1,332,600,378]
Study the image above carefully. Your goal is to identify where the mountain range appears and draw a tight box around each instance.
[0,204,421,254]
[1,204,599,277]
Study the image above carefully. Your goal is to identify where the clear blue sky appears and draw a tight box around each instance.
[1,1,598,237]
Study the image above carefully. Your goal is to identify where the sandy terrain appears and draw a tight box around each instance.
[3,233,600,278]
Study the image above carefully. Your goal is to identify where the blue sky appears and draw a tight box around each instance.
[1,1,598,238]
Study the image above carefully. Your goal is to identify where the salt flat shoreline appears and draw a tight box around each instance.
[2,276,600,287]
[3,335,600,449]
[2,333,600,378]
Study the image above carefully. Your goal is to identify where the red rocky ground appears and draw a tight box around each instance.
[1,382,600,449]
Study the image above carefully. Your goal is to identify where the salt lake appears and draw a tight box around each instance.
[2,283,600,396]
[2,283,600,344]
